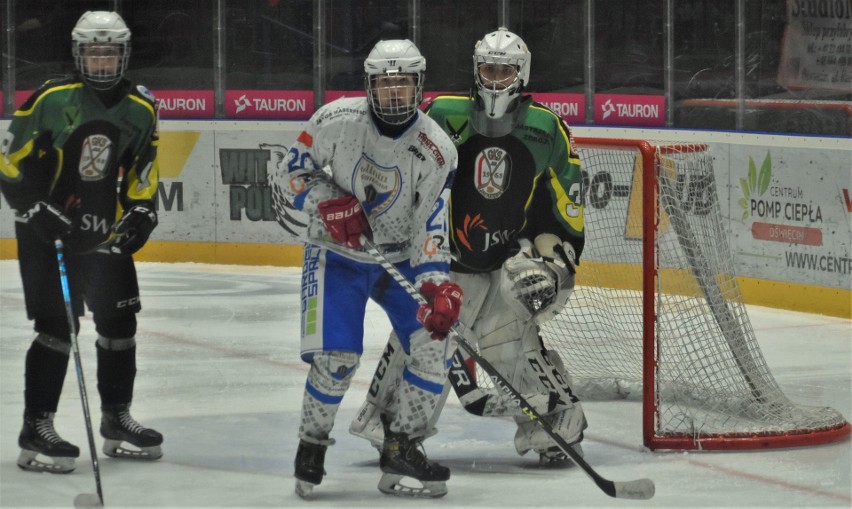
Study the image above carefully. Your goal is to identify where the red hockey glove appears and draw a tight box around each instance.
[317,195,368,249]
[416,281,463,340]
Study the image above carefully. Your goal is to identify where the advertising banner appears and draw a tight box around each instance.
[778,0,852,91]
[594,94,665,127]
[1,120,848,293]
[225,90,313,119]
[154,90,214,118]
[530,92,585,124]
[722,144,851,289]
[15,91,33,110]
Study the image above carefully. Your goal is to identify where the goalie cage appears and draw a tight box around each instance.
[483,137,849,451]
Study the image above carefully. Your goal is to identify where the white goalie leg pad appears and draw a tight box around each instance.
[350,333,405,449]
[389,329,447,436]
[513,401,588,457]
[513,346,587,458]
[299,351,360,443]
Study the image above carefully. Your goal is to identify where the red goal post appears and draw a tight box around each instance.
[536,137,851,451]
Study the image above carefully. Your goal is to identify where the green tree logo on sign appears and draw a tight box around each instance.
[739,152,772,220]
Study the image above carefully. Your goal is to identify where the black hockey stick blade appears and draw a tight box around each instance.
[73,493,103,508]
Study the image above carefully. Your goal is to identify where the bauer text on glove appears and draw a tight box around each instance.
[109,205,157,256]
[317,195,368,249]
[416,281,463,339]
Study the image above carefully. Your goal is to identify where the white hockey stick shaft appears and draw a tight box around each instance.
[55,240,104,507]
[359,236,654,500]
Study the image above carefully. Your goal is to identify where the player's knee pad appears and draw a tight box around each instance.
[93,314,137,341]
[96,335,137,351]
[31,331,71,355]
[34,317,74,344]
[307,351,360,399]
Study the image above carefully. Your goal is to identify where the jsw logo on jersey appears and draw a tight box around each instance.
[79,213,111,234]
[483,228,515,250]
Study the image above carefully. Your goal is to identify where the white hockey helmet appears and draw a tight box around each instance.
[364,39,425,125]
[71,11,131,90]
[471,27,530,135]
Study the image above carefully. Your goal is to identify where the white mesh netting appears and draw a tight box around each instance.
[471,139,848,449]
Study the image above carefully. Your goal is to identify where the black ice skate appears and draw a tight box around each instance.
[17,410,80,474]
[294,440,327,499]
[100,403,163,460]
[378,427,449,498]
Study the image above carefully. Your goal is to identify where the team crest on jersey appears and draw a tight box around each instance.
[353,154,401,219]
[79,134,112,181]
[474,147,511,199]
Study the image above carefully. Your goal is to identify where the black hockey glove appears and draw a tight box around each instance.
[109,205,157,256]
[22,201,72,243]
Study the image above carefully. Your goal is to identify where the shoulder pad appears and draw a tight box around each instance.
[133,85,157,105]
[17,76,80,111]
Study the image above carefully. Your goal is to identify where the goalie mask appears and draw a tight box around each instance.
[364,39,425,126]
[72,11,131,91]
[471,27,531,137]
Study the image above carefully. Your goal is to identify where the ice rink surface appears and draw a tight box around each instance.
[0,260,849,508]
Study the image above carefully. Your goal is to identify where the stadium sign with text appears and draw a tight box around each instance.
[154,90,214,118]
[225,90,313,119]
[594,94,665,126]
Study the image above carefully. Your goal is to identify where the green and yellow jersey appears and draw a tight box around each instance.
[425,94,584,273]
[0,77,159,253]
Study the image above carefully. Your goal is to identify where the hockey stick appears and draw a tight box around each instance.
[359,237,655,500]
[55,240,104,508]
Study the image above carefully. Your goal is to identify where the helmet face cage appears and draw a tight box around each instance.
[472,28,531,119]
[366,72,424,125]
[71,11,131,90]
[364,40,426,125]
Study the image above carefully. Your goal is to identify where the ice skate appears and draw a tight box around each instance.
[100,403,163,460]
[378,427,449,498]
[17,410,80,474]
[294,440,327,499]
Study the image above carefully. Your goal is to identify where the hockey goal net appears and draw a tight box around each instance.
[534,137,850,450]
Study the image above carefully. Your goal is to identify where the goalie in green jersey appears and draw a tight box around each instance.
[351,27,588,467]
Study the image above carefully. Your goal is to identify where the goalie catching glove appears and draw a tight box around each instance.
[501,234,576,324]
[317,195,368,249]
[416,281,463,339]
[109,205,157,256]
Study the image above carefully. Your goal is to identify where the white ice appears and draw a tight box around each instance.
[0,260,849,508]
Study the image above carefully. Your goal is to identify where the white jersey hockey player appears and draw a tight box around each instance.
[269,39,461,499]
[350,27,588,468]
